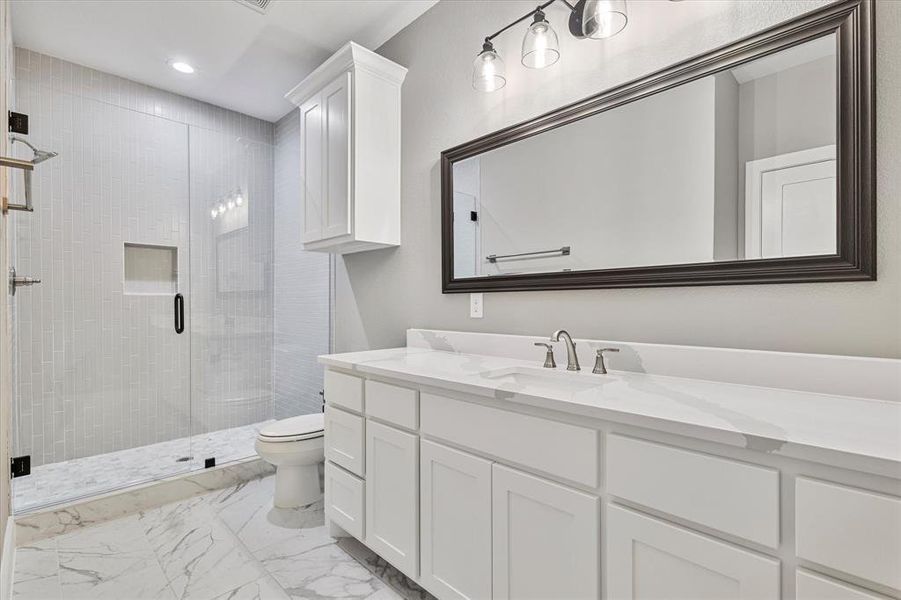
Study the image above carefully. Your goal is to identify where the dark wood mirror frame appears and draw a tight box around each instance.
[440,0,874,293]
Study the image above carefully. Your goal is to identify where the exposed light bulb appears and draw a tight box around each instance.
[235,190,244,206]
[472,40,506,92]
[210,208,218,220]
[227,200,235,210]
[218,203,226,215]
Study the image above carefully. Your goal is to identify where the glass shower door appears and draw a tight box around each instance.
[188,126,274,466]
[9,87,194,512]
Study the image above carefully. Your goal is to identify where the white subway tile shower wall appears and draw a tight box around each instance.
[10,48,277,468]
[273,109,331,419]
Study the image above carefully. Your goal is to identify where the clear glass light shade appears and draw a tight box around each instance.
[472,45,506,92]
[583,0,628,39]
[521,18,560,69]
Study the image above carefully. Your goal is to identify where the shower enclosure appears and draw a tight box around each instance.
[8,49,329,512]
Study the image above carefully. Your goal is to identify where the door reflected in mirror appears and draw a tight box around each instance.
[452,34,838,280]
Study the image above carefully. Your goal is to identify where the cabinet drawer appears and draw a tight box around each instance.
[607,504,780,600]
[796,569,891,600]
[325,406,365,476]
[796,477,901,591]
[421,392,600,488]
[325,370,363,413]
[607,434,779,548]
[324,462,364,539]
[365,380,418,430]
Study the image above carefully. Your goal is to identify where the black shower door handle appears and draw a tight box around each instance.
[174,293,184,334]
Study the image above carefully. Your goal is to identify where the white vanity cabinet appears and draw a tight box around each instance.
[286,42,406,254]
[322,366,901,600]
[365,419,419,578]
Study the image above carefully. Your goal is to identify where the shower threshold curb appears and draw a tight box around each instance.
[13,456,274,546]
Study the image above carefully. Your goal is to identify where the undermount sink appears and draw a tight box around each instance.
[480,366,608,394]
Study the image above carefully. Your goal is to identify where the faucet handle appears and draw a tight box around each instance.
[534,342,557,369]
[592,347,620,375]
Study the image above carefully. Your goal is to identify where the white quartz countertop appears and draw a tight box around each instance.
[320,347,901,478]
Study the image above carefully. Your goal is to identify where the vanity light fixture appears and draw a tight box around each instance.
[234,189,244,207]
[473,0,630,91]
[522,8,560,69]
[581,0,628,39]
[473,40,506,92]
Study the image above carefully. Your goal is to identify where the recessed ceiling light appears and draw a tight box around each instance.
[170,61,195,74]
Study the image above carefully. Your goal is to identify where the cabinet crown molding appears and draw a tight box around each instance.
[285,41,408,107]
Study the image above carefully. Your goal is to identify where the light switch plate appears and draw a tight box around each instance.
[470,293,484,318]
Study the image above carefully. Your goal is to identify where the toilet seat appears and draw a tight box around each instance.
[258,413,324,443]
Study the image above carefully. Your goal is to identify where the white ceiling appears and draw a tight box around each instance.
[11,0,437,122]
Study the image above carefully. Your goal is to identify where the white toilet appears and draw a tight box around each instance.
[255,413,325,508]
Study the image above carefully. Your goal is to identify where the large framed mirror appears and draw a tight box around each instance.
[441,0,874,292]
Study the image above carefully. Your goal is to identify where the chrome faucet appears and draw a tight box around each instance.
[551,330,580,371]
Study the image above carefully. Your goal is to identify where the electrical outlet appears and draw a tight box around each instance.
[470,293,484,318]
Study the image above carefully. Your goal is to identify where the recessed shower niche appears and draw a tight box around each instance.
[124,242,178,295]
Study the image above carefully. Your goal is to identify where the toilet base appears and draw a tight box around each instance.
[274,463,321,508]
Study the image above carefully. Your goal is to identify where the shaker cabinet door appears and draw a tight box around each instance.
[299,91,323,243]
[365,419,419,578]
[606,504,780,600]
[421,440,492,600]
[492,464,599,600]
[320,71,352,240]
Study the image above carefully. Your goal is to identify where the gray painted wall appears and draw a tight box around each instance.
[334,0,900,359]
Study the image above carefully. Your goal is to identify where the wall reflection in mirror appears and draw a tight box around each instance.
[452,34,837,279]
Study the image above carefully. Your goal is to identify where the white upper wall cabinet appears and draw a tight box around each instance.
[286,42,407,254]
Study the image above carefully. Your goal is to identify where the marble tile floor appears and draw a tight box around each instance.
[12,474,434,600]
[14,421,274,513]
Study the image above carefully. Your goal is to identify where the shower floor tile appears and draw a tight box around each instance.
[14,421,274,513]
[12,475,433,600]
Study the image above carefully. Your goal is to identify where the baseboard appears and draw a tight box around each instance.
[0,516,15,600]
[15,457,273,546]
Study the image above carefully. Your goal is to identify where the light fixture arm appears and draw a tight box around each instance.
[483,0,576,44]
[473,0,627,91]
